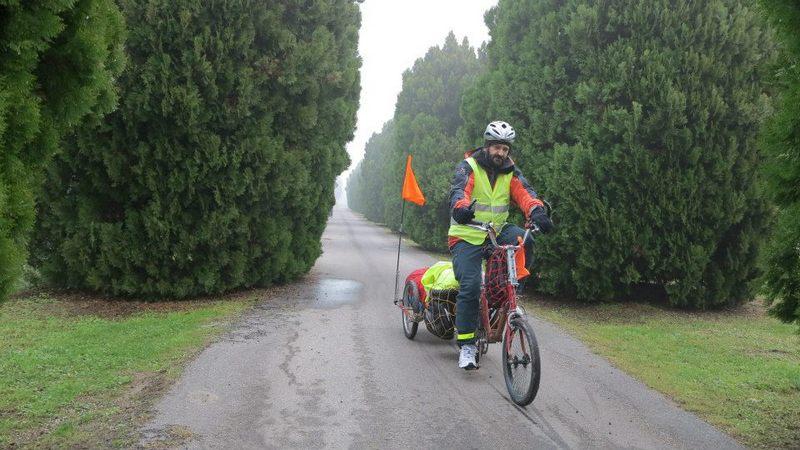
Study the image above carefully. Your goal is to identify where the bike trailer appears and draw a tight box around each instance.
[402,262,459,339]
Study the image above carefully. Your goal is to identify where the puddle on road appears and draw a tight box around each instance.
[313,278,362,309]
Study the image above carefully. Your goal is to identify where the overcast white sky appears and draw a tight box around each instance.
[338,0,497,201]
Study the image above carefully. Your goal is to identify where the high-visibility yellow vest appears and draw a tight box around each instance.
[448,157,512,245]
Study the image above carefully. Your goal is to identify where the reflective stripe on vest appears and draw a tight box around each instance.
[448,157,513,245]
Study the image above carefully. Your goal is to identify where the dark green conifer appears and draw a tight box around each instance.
[349,33,482,251]
[462,0,775,307]
[391,34,483,250]
[348,121,396,223]
[33,0,361,297]
[760,0,800,327]
[0,0,124,300]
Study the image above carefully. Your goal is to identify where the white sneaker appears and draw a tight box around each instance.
[458,344,478,370]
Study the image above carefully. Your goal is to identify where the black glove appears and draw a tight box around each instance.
[452,207,475,225]
[529,206,554,233]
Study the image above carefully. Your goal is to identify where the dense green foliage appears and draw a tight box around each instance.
[760,0,800,327]
[33,0,361,297]
[460,0,774,307]
[348,33,482,250]
[347,121,395,223]
[0,0,125,300]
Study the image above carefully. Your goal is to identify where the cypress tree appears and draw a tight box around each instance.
[760,0,800,327]
[346,162,362,211]
[348,120,395,223]
[462,0,775,307]
[0,0,124,300]
[33,0,361,297]
[348,33,482,252]
[390,33,483,251]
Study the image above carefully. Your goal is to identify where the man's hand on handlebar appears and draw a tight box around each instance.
[527,206,554,233]
[458,201,554,234]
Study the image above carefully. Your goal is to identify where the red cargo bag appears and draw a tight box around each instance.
[405,267,429,305]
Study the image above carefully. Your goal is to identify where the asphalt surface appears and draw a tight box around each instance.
[140,207,742,449]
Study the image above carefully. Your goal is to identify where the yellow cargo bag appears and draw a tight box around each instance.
[420,261,459,293]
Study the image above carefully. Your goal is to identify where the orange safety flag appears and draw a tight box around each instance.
[515,236,530,280]
[401,154,426,206]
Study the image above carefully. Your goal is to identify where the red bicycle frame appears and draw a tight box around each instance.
[474,222,536,356]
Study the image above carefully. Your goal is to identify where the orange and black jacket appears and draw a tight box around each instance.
[448,147,544,249]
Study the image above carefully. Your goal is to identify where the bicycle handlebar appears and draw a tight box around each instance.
[465,220,539,248]
[463,198,545,247]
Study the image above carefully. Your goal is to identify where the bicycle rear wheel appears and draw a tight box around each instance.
[502,317,541,406]
[401,281,419,339]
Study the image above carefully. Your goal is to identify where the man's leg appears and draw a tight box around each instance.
[450,240,484,347]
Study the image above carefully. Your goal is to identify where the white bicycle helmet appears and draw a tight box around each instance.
[483,121,516,145]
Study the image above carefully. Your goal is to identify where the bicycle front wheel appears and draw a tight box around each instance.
[502,317,541,406]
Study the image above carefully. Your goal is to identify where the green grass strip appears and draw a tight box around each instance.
[527,300,800,449]
[0,293,252,447]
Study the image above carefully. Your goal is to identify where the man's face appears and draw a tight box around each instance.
[487,143,510,168]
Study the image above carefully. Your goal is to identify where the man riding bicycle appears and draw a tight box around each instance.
[448,121,553,370]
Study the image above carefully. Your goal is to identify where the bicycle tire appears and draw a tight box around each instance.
[401,281,419,339]
[502,317,541,406]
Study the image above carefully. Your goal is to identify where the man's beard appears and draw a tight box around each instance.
[491,155,506,168]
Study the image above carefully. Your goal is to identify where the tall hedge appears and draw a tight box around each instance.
[389,33,483,250]
[348,121,396,222]
[32,0,361,297]
[348,33,482,251]
[462,0,775,307]
[0,0,125,300]
[760,0,800,327]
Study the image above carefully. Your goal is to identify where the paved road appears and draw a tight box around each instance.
[140,207,742,449]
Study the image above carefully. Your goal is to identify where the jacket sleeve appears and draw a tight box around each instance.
[510,168,544,219]
[449,160,475,211]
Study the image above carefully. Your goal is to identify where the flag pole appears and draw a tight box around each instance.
[393,198,406,303]
[394,153,424,303]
